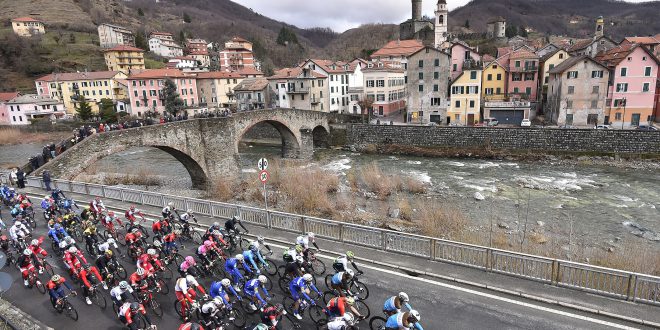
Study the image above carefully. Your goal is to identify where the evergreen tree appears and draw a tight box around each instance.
[464,20,470,29]
[135,31,147,50]
[99,98,117,123]
[76,96,93,121]
[138,8,145,16]
[183,13,191,23]
[276,26,298,46]
[520,27,528,38]
[162,79,184,116]
[505,25,517,38]
[178,30,186,44]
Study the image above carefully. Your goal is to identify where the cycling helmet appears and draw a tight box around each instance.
[346,297,355,306]
[235,254,244,261]
[136,267,145,276]
[398,292,409,302]
[59,241,67,249]
[147,249,157,256]
[258,275,267,283]
[408,310,420,323]
[167,202,173,207]
[185,256,195,264]
[173,229,182,235]
[343,312,355,324]
[307,232,315,239]
[131,228,139,233]
[186,209,193,214]
[107,238,116,245]
[105,250,113,257]
[95,196,100,201]
[257,236,265,243]
[54,223,61,230]
[254,325,268,330]
[68,246,78,254]
[119,281,129,291]
[153,240,162,247]
[51,274,61,282]
[212,222,219,228]
[65,237,74,244]
[250,242,259,251]
[23,248,32,256]
[130,205,135,210]
[295,256,304,264]
[213,297,224,306]
[108,211,114,216]
[130,302,140,312]
[346,251,355,259]
[296,236,303,243]
[302,273,313,283]
[295,245,303,253]
[30,239,39,246]
[204,240,212,248]
[44,195,49,200]
[221,278,231,287]
[345,269,355,278]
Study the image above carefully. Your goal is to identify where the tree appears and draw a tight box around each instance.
[276,26,299,46]
[162,79,184,116]
[464,20,470,29]
[137,8,145,16]
[76,96,93,121]
[357,96,375,123]
[178,30,186,44]
[520,27,528,38]
[183,13,191,23]
[135,31,148,50]
[99,98,117,123]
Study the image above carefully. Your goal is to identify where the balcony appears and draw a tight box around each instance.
[287,87,310,94]
[311,97,321,104]
[462,59,483,70]
[511,65,538,73]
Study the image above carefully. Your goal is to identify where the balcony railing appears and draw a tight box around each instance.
[287,87,310,94]
[511,65,538,73]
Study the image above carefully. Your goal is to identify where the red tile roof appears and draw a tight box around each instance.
[196,71,243,79]
[104,45,144,52]
[304,59,353,73]
[566,39,593,52]
[12,17,41,23]
[371,40,424,58]
[127,69,190,80]
[509,48,539,60]
[36,71,121,82]
[595,43,636,67]
[231,36,251,43]
[269,67,303,79]
[624,36,660,45]
[0,92,20,102]
[482,54,496,63]
[232,67,264,77]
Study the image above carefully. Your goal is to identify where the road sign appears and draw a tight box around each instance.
[258,158,269,171]
[259,170,269,183]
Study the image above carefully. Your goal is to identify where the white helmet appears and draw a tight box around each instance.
[59,241,67,249]
[398,292,409,302]
[213,296,224,306]
[235,254,244,261]
[147,249,157,256]
[346,269,355,278]
[258,275,267,283]
[136,267,145,276]
[296,236,304,244]
[23,248,32,256]
[307,232,315,239]
[30,239,39,246]
[409,310,421,323]
[107,238,116,245]
[68,246,78,253]
[302,273,313,283]
[295,256,304,264]
[257,236,265,243]
[186,209,193,214]
[343,312,355,325]
[221,279,231,287]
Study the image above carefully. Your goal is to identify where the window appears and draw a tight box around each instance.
[524,73,534,81]
[549,64,555,70]
[496,73,502,81]
[568,86,575,94]
[616,83,628,92]
[566,100,573,109]
[545,77,549,84]
[591,100,598,108]
[434,72,439,79]
[418,72,424,80]
[452,64,457,72]
[513,87,519,94]
[469,100,475,108]
[366,80,375,88]
[136,101,140,107]
[615,112,622,120]
[487,74,493,81]
[433,85,439,92]
[485,88,494,95]
[613,99,626,107]
[644,67,652,77]
[455,100,460,108]
[418,85,424,92]
[515,61,521,68]
[643,82,650,92]
[592,86,599,94]
[376,80,385,87]
[620,68,627,77]
[470,71,477,80]
[567,71,578,79]
[512,73,521,81]
[418,60,424,68]
[525,87,532,95]
[559,53,564,59]
[431,98,441,106]
[592,70,604,78]
[434,59,440,67]
[376,94,385,101]
[496,87,501,94]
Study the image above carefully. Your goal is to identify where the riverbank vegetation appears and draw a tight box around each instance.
[0,128,70,145]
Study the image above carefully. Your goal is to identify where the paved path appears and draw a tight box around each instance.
[0,188,652,329]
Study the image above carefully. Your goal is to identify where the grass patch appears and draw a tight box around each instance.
[0,128,71,145]
[279,168,338,217]
[360,163,394,199]
[417,203,468,239]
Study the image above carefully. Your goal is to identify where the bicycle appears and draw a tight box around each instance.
[54,292,79,321]
[282,293,327,326]
[137,286,164,317]
[324,272,370,300]
[25,266,46,294]
[86,281,108,309]
[102,223,127,247]
[173,222,203,245]
[322,290,372,321]
[37,255,55,276]
[305,249,326,276]
[225,230,250,253]
[174,297,202,321]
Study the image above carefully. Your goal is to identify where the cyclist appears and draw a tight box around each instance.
[284,256,305,279]
[9,218,30,244]
[162,202,176,219]
[244,275,270,311]
[82,220,99,253]
[125,228,145,255]
[175,274,207,321]
[89,196,106,218]
[385,310,423,330]
[125,205,144,223]
[110,281,134,308]
[209,278,240,304]
[282,245,303,263]
[327,312,358,330]
[138,249,164,274]
[200,297,227,326]
[28,238,48,258]
[77,264,108,305]
[178,323,202,330]
[51,188,66,204]
[331,270,355,297]
[203,222,223,240]
[289,273,322,320]
[326,296,364,320]
[80,206,93,222]
[96,249,118,281]
[242,246,263,275]
[333,251,362,274]
[225,216,247,234]
[248,242,269,271]
[178,209,197,236]
[118,301,156,330]
[129,267,151,292]
[197,240,218,270]
[17,248,40,287]
[162,230,179,256]
[255,236,273,255]
[152,217,172,238]
[179,256,198,277]
[205,229,228,249]
[96,237,118,256]
[47,274,76,309]
[296,232,319,254]
[383,292,412,317]
[101,211,122,232]
[224,255,244,291]
[261,303,286,329]
[48,223,68,245]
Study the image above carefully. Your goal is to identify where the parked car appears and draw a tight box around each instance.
[637,125,658,131]
[595,125,612,129]
[520,119,532,127]
[484,118,499,127]
[559,125,576,129]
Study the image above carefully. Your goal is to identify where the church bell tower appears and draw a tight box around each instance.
[435,0,448,48]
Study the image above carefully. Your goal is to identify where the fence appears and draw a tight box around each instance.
[23,176,660,306]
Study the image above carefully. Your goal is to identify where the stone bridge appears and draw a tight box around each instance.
[36,109,339,188]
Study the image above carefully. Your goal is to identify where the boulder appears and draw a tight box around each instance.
[474,192,485,201]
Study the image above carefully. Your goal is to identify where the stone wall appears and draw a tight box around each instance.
[346,124,660,154]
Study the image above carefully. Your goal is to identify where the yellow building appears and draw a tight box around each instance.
[196,71,244,108]
[449,68,482,125]
[35,71,128,114]
[540,49,570,88]
[104,45,146,74]
[11,17,45,37]
[481,58,508,102]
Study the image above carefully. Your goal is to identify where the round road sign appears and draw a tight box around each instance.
[259,170,270,183]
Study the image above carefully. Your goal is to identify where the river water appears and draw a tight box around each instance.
[2,142,659,254]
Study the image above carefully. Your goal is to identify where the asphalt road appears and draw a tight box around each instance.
[0,189,650,330]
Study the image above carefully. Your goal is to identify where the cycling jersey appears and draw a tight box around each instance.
[326,297,349,317]
[327,318,351,330]
[261,304,284,326]
[209,281,236,304]
[175,275,203,293]
[331,272,346,286]
[385,313,423,330]
[289,277,319,302]
[201,300,220,314]
[90,200,105,213]
[47,278,72,301]
[9,223,30,241]
[242,250,260,273]
[48,227,68,243]
[118,302,147,325]
[110,286,133,301]
[383,296,412,313]
[244,279,270,306]
[224,258,243,283]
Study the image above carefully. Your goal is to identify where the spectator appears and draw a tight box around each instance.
[9,168,17,186]
[42,145,51,162]
[49,143,56,158]
[16,168,25,188]
[43,170,52,191]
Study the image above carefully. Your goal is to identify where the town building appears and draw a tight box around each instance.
[539,49,571,109]
[5,94,66,125]
[189,50,211,68]
[621,34,660,59]
[149,32,183,58]
[434,0,449,48]
[486,17,507,39]
[406,46,451,124]
[11,17,45,37]
[546,55,609,126]
[234,78,275,111]
[450,40,481,80]
[371,40,425,67]
[97,23,135,48]
[219,37,256,71]
[566,36,616,58]
[234,67,264,78]
[448,65,482,125]
[126,69,199,116]
[167,57,198,70]
[0,92,21,124]
[347,59,368,115]
[300,59,353,113]
[595,43,659,128]
[536,43,561,59]
[363,61,407,117]
[103,45,145,74]
[185,39,209,54]
[507,47,540,101]
[35,71,128,114]
[196,71,243,109]
[268,67,329,112]
[481,54,509,103]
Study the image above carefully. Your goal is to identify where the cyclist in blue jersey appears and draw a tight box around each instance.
[289,273,322,320]
[331,269,354,297]
[48,223,69,244]
[225,255,244,291]
[385,310,423,330]
[383,292,412,317]
[209,278,241,304]
[242,248,261,275]
[244,275,270,311]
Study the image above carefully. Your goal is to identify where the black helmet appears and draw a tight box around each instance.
[189,323,201,330]
[130,302,140,312]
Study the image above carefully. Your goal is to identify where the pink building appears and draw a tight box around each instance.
[450,41,481,80]
[0,92,21,124]
[126,69,199,117]
[507,48,540,101]
[596,43,659,128]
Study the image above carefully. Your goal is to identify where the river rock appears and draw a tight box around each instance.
[474,192,485,201]
[388,208,400,219]
[498,222,510,230]
[608,247,615,253]
[536,221,545,227]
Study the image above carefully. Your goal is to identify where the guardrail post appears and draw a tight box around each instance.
[101,186,106,198]
[339,224,344,243]
[267,211,272,229]
[429,238,436,261]
[301,216,307,235]
[140,192,145,205]
[551,260,558,285]
[626,274,636,301]
[206,202,212,216]
[68,181,73,193]
[84,183,89,195]
[553,260,561,286]
[381,231,387,251]
[486,248,492,271]
[159,195,164,207]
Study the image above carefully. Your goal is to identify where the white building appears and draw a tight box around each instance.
[148,32,183,58]
[98,23,135,48]
[301,59,367,114]
[5,94,65,125]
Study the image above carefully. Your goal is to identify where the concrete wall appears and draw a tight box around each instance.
[346,124,660,154]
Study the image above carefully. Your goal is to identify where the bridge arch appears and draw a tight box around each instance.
[237,119,302,158]
[312,125,330,148]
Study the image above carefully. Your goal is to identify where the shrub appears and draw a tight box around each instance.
[418,204,468,239]
[360,163,393,199]
[405,177,428,194]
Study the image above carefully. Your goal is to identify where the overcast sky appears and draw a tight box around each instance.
[232,0,653,32]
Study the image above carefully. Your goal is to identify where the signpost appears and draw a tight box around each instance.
[258,159,270,226]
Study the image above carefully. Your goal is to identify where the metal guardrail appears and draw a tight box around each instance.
[23,176,660,306]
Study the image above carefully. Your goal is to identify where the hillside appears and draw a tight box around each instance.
[449,0,660,40]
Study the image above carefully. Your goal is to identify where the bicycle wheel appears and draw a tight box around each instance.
[191,231,203,245]
[115,265,127,280]
[64,301,79,321]
[324,274,333,291]
[240,299,258,315]
[278,277,290,292]
[174,299,184,318]
[264,259,278,277]
[355,300,371,320]
[277,265,287,278]
[133,313,148,329]
[369,316,387,330]
[42,261,54,276]
[322,291,336,305]
[156,279,169,295]
[160,265,174,280]
[172,253,184,267]
[92,291,107,309]
[35,279,46,294]
[282,296,296,315]
[351,279,369,300]
[263,278,273,292]
[239,238,251,251]
[308,304,327,326]
[310,259,326,276]
[229,308,247,328]
[150,298,163,317]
